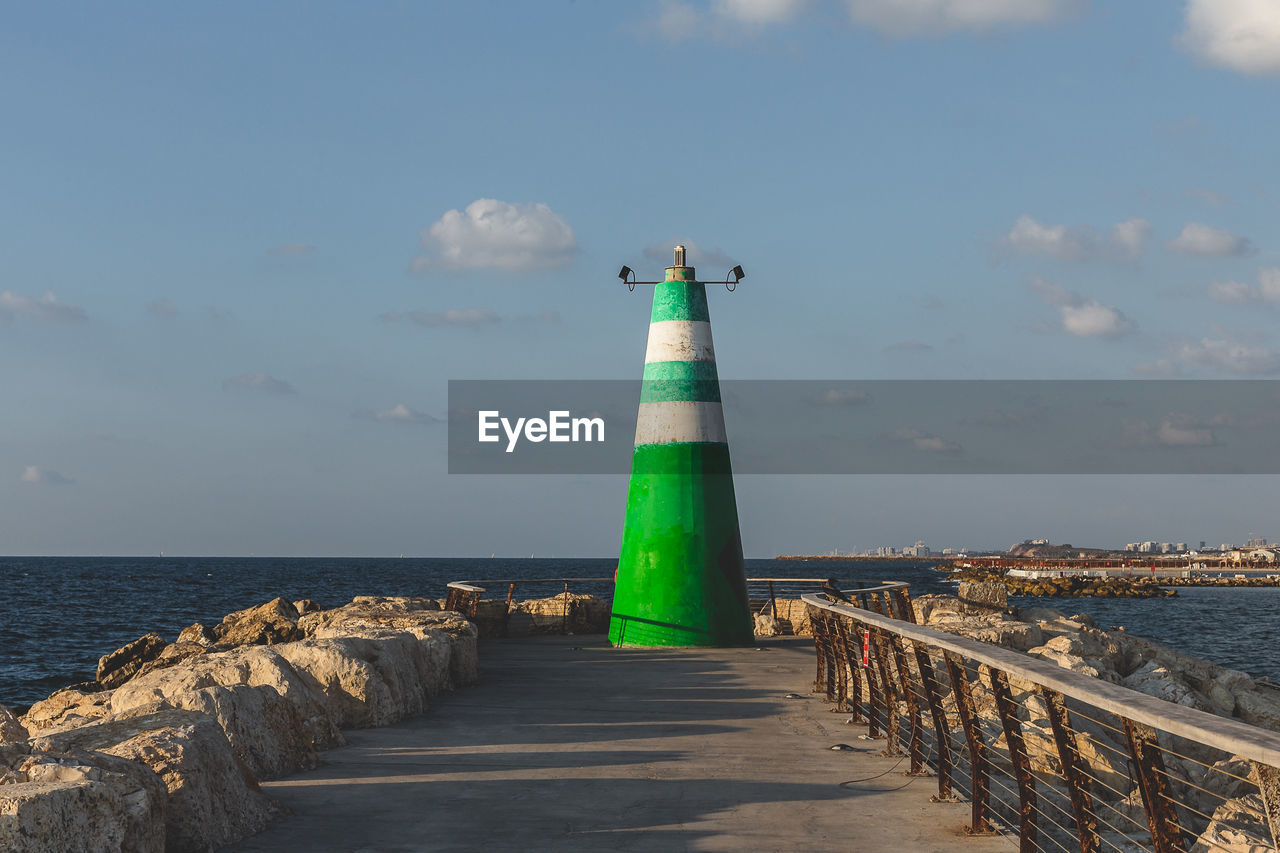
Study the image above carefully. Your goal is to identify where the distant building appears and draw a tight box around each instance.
[1175,543,1188,552]
[876,546,898,557]
[1139,541,1155,553]
[1249,537,1268,548]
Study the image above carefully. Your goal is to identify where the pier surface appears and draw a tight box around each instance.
[231,636,1012,852]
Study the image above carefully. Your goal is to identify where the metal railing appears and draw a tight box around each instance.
[443,577,867,636]
[804,588,1280,853]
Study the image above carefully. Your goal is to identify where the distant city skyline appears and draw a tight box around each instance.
[6,3,1280,556]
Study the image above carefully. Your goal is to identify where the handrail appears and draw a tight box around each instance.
[803,592,1280,773]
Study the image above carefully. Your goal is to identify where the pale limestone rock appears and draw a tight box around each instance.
[957,580,1008,612]
[113,683,316,781]
[1235,690,1280,732]
[0,705,26,742]
[1121,660,1201,709]
[98,633,167,689]
[754,613,781,637]
[110,645,342,751]
[22,686,114,735]
[301,597,479,689]
[1191,792,1273,853]
[292,599,325,615]
[275,632,441,729]
[509,593,610,635]
[32,710,273,853]
[214,597,302,646]
[176,623,217,647]
[0,780,129,853]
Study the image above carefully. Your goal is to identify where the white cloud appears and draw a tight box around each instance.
[885,340,934,352]
[412,199,576,272]
[146,299,179,319]
[1155,420,1215,447]
[846,0,1076,36]
[655,0,701,40]
[1180,0,1280,76]
[1175,337,1280,375]
[713,0,806,24]
[374,404,438,424]
[1207,269,1280,305]
[1030,278,1134,338]
[1003,215,1148,262]
[380,309,501,328]
[1165,223,1253,256]
[222,373,297,394]
[21,465,74,485]
[0,291,87,325]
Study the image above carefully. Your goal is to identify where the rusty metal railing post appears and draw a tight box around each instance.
[809,607,829,694]
[870,628,902,756]
[987,666,1038,853]
[914,642,954,801]
[890,635,927,776]
[838,616,864,723]
[831,615,857,713]
[1254,761,1280,849]
[945,652,993,835]
[1122,719,1188,853]
[1038,687,1099,853]
[889,587,917,624]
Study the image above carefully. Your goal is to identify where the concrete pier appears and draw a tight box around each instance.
[231,636,1011,852]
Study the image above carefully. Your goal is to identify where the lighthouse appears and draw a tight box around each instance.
[608,245,754,647]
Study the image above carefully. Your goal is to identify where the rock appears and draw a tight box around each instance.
[1121,660,1202,709]
[754,613,781,637]
[0,704,26,742]
[32,710,274,853]
[97,632,167,689]
[509,593,610,635]
[111,645,342,751]
[135,642,206,681]
[292,599,324,616]
[22,686,114,735]
[214,597,302,646]
[176,623,217,647]
[958,581,1008,612]
[274,632,438,729]
[0,781,134,853]
[1191,792,1272,853]
[1018,606,1066,623]
[301,597,480,690]
[1234,690,1280,732]
[114,683,317,781]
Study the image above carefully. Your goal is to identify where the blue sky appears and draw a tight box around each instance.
[5,1,1280,556]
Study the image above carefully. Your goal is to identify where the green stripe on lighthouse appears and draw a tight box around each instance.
[609,247,753,648]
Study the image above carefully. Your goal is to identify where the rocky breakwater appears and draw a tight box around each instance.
[911,583,1280,853]
[1,595,478,853]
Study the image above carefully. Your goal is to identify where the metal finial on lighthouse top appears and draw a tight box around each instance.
[673,244,686,267]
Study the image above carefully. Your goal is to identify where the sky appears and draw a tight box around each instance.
[4,0,1280,557]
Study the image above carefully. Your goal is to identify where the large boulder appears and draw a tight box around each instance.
[114,683,316,781]
[1191,792,1273,853]
[509,593,610,635]
[1121,660,1203,709]
[22,686,114,735]
[0,744,168,853]
[97,633,167,690]
[0,705,26,742]
[134,642,206,681]
[31,710,274,853]
[214,597,302,647]
[176,624,216,648]
[301,597,479,689]
[110,645,341,752]
[274,632,438,729]
[957,581,1008,612]
[0,781,136,853]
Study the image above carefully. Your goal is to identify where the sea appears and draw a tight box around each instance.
[1,556,1276,711]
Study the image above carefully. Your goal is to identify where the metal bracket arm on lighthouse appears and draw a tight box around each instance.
[608,245,754,648]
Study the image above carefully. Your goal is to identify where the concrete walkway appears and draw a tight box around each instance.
[231,636,1013,853]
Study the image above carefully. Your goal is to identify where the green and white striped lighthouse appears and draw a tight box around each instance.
[608,246,754,648]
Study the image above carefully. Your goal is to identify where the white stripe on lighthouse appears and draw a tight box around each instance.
[643,320,716,364]
[634,401,728,445]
